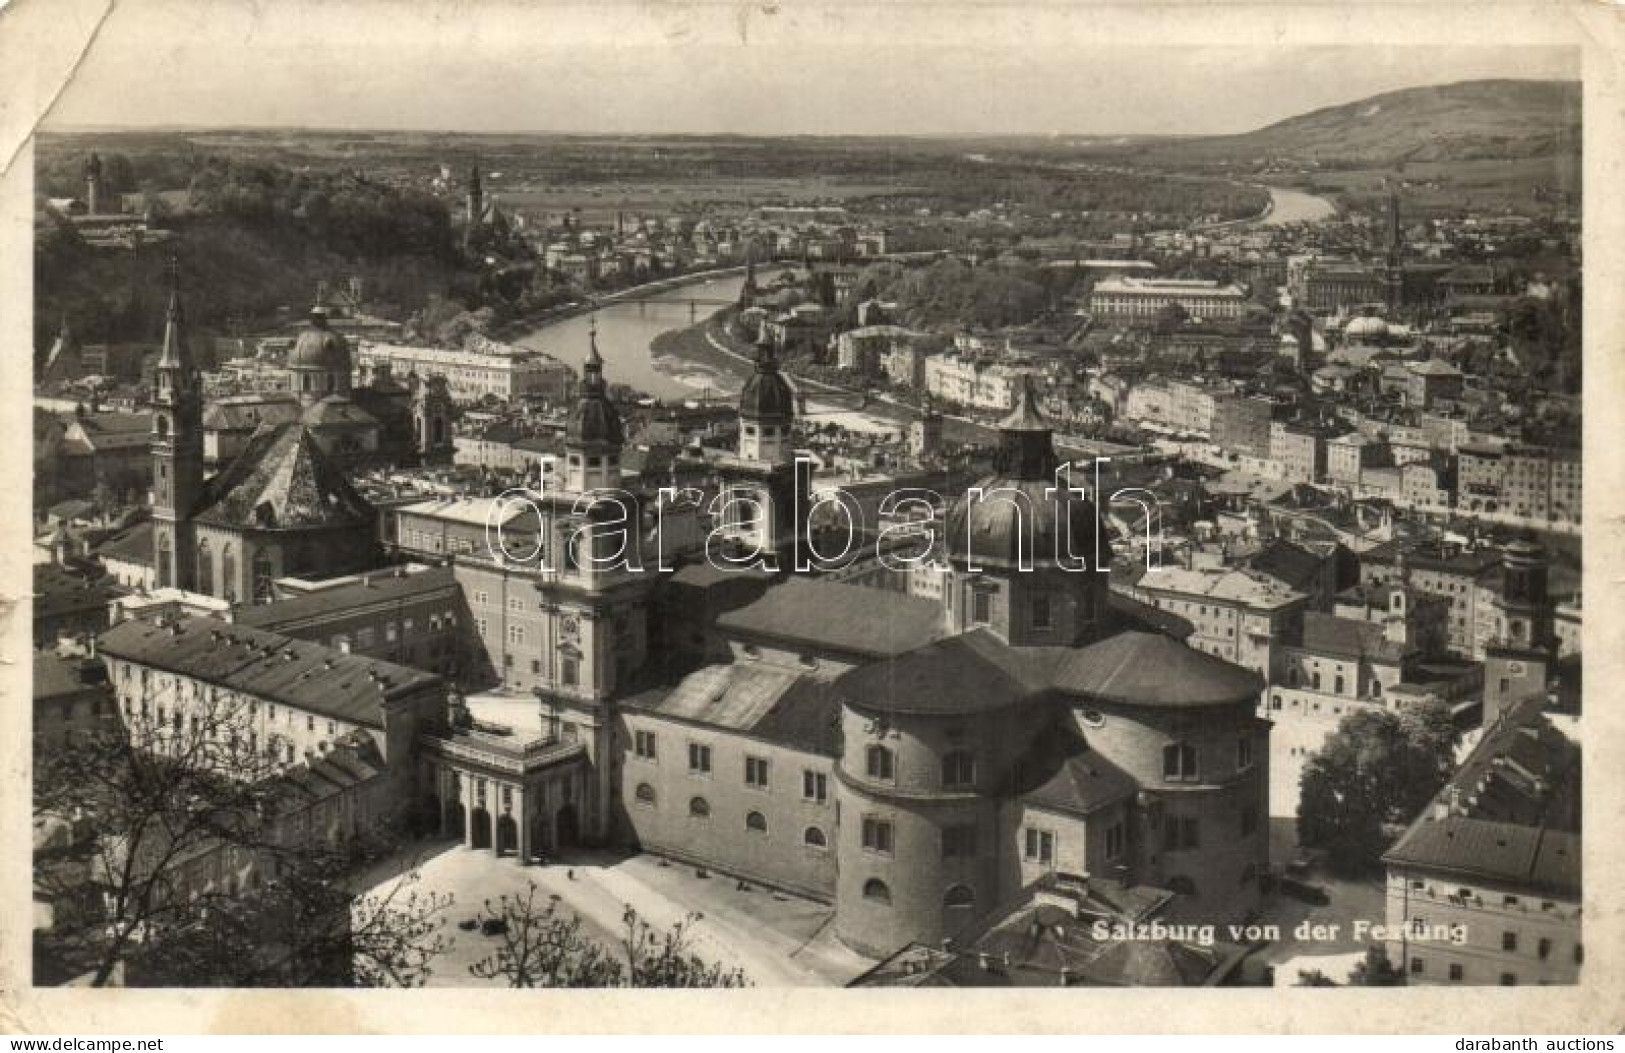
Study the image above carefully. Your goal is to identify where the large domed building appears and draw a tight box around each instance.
[618,373,1272,962]
[201,295,454,472]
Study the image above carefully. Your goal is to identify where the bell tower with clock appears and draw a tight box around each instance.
[527,325,653,845]
[149,258,204,591]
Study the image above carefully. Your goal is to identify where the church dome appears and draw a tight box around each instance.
[943,376,1110,569]
[739,339,796,422]
[1344,315,1388,339]
[288,306,352,373]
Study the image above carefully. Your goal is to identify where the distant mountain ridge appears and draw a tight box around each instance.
[1141,79,1580,166]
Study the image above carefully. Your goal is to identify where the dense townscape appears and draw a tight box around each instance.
[30,76,1581,990]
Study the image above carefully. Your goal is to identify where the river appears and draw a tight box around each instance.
[511,272,909,437]
[513,273,751,403]
[1255,186,1339,227]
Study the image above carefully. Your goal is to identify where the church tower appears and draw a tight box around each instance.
[1483,537,1556,726]
[1383,187,1403,313]
[85,152,103,215]
[562,319,624,493]
[411,373,455,466]
[150,258,204,591]
[717,334,808,567]
[465,163,484,247]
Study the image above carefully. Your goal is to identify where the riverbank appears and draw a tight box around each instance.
[486,264,751,342]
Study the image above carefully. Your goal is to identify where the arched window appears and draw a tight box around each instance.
[862,878,891,905]
[1163,742,1198,782]
[220,545,236,603]
[943,885,976,910]
[634,783,656,807]
[803,826,827,848]
[941,750,975,789]
[195,538,213,597]
[865,744,895,782]
[688,796,710,818]
[745,811,767,834]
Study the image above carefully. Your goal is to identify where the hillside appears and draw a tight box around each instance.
[1138,79,1579,168]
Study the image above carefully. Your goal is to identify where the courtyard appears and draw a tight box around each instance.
[359,837,876,987]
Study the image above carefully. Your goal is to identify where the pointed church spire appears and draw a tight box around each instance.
[157,255,190,371]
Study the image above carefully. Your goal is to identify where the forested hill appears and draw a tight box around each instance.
[33,154,474,355]
[1140,79,1580,167]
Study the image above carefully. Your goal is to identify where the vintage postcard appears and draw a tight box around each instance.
[0,0,1619,1035]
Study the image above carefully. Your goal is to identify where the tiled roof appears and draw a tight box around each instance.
[621,663,841,756]
[1050,631,1263,708]
[836,625,1261,718]
[201,397,303,431]
[234,566,458,630]
[93,520,153,565]
[1384,817,1578,898]
[34,565,126,621]
[1383,695,1580,895]
[97,616,441,728]
[1018,734,1139,817]
[1247,539,1325,591]
[718,578,945,660]
[1299,612,1411,664]
[192,423,374,530]
[33,653,106,701]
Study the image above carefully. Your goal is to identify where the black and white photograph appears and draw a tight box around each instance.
[1,0,1618,1036]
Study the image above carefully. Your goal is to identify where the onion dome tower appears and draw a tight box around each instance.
[942,375,1111,646]
[716,334,807,567]
[286,290,353,405]
[563,319,625,492]
[737,334,796,464]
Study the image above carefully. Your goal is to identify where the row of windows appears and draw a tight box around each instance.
[1160,738,1256,782]
[862,745,976,789]
[859,880,977,910]
[630,734,831,802]
[634,787,830,846]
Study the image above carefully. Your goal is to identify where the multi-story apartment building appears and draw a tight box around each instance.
[1123,565,1307,682]
[1211,393,1276,458]
[357,343,574,404]
[1269,421,1334,484]
[1359,541,1501,656]
[922,354,1031,412]
[1088,277,1249,322]
[1382,694,1581,987]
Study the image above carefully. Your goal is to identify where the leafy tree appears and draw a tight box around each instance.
[1297,703,1458,875]
[468,882,748,988]
[32,691,446,987]
[1347,944,1405,987]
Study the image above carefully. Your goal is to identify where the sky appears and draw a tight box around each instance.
[44,1,1579,138]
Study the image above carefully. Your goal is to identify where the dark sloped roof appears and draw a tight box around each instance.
[621,663,842,756]
[300,395,378,428]
[1051,631,1263,708]
[192,423,374,530]
[98,616,440,728]
[834,629,1057,716]
[201,398,302,431]
[33,653,106,701]
[93,520,153,565]
[1018,734,1139,817]
[1299,612,1411,664]
[717,578,945,659]
[234,566,458,630]
[34,565,125,620]
[1384,817,1579,898]
[1247,538,1324,591]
